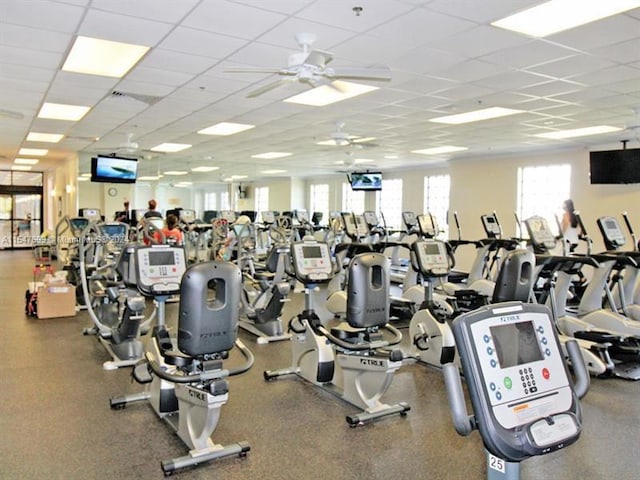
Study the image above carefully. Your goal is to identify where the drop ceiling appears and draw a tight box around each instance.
[1,0,639,185]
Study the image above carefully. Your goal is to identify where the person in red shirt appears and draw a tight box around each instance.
[153,213,183,246]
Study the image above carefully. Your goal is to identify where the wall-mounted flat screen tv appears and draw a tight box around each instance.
[350,171,382,191]
[589,148,640,184]
[91,155,138,184]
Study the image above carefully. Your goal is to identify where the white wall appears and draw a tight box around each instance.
[73,148,639,253]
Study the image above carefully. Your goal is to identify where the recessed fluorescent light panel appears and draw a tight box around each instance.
[284,80,379,107]
[262,169,287,174]
[492,0,640,38]
[150,143,191,153]
[430,107,524,125]
[138,176,161,181]
[18,148,48,156]
[11,165,32,171]
[62,36,149,78]
[80,173,91,177]
[77,177,89,181]
[251,152,292,159]
[38,102,90,121]
[231,175,247,180]
[26,132,64,143]
[198,122,255,136]
[412,146,468,155]
[191,166,219,172]
[354,159,375,164]
[14,158,39,165]
[163,171,188,176]
[534,125,622,139]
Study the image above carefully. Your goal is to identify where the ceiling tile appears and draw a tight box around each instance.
[0,23,72,53]
[426,0,541,23]
[0,45,62,69]
[430,25,530,59]
[183,0,286,40]
[78,9,175,46]
[0,0,84,33]
[159,27,248,58]
[90,0,200,23]
[296,1,416,33]
[138,48,220,75]
[548,14,640,51]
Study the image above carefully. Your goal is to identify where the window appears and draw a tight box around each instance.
[309,183,329,225]
[342,182,365,213]
[375,178,403,229]
[220,191,230,211]
[254,186,269,221]
[517,164,571,235]
[424,174,451,238]
[204,192,216,211]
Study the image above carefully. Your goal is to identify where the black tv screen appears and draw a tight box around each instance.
[350,171,382,191]
[589,148,640,184]
[91,155,138,184]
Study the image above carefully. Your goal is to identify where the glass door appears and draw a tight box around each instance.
[0,194,12,249]
[0,193,42,249]
[13,193,42,248]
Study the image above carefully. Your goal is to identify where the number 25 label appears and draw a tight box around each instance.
[489,454,506,474]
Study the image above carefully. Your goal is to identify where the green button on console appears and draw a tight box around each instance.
[504,377,512,389]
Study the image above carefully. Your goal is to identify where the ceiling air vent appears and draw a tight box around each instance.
[108,90,162,106]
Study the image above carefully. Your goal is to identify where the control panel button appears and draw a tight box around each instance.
[490,359,497,368]
[483,334,490,343]
[490,382,496,391]
[503,377,512,390]
[496,392,502,401]
[487,347,494,355]
[542,368,550,380]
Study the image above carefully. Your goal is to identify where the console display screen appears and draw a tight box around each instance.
[302,246,323,259]
[149,251,175,266]
[490,321,543,368]
[422,242,441,256]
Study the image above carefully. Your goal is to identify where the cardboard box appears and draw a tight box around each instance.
[37,284,76,319]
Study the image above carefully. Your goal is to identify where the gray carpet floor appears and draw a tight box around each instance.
[1,249,638,479]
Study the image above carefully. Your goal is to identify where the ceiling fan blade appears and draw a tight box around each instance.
[0,108,24,120]
[303,49,333,67]
[324,66,392,81]
[247,78,291,98]
[225,66,288,74]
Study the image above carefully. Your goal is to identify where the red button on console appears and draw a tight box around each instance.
[542,367,550,380]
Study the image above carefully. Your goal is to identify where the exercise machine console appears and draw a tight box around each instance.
[444,302,589,479]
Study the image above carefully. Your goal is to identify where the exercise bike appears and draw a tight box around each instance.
[264,236,410,426]
[110,245,254,475]
[79,221,154,370]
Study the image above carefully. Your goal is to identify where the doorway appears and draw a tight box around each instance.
[0,171,44,250]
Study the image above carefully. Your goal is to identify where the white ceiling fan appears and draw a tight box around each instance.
[317,121,378,148]
[226,33,392,98]
[92,132,142,156]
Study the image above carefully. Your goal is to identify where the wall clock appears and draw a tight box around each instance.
[107,187,118,197]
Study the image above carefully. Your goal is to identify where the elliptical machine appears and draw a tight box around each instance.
[596,215,640,321]
[110,246,254,475]
[264,236,410,426]
[79,221,151,370]
[443,301,589,480]
[407,238,457,367]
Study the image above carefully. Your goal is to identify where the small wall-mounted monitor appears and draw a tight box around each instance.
[590,148,640,184]
[350,171,382,191]
[91,155,138,184]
